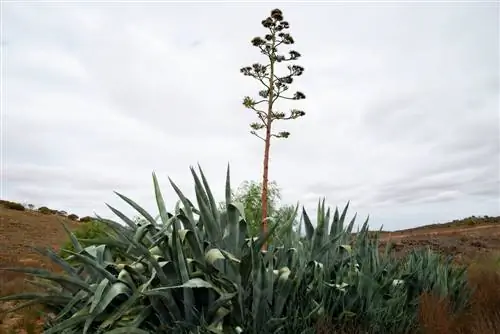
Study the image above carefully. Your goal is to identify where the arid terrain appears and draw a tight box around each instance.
[0,202,499,333]
[378,222,500,264]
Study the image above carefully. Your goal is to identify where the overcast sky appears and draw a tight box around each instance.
[1,2,499,231]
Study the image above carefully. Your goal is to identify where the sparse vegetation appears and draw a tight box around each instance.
[37,206,57,215]
[394,216,500,233]
[67,213,79,221]
[79,216,94,223]
[0,200,25,211]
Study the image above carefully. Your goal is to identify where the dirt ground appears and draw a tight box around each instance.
[377,223,500,263]
[0,205,499,333]
[0,207,80,333]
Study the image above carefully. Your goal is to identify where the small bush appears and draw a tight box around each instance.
[38,206,57,215]
[67,213,79,221]
[79,216,94,223]
[0,200,26,211]
[58,219,113,259]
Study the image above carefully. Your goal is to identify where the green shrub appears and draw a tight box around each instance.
[38,206,56,215]
[79,216,94,222]
[0,166,472,334]
[67,213,79,221]
[0,200,25,211]
[58,219,113,259]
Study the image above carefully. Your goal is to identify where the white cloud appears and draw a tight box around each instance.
[2,3,499,231]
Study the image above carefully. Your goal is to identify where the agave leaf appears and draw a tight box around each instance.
[206,292,237,324]
[346,212,357,234]
[96,215,136,237]
[144,278,214,295]
[98,278,154,330]
[230,202,246,222]
[77,238,132,256]
[330,207,340,236]
[255,220,281,255]
[191,167,211,211]
[0,267,91,292]
[44,314,90,334]
[302,207,314,241]
[224,164,232,206]
[266,317,288,333]
[252,256,268,333]
[339,201,350,229]
[117,269,136,289]
[89,278,109,314]
[311,232,344,262]
[105,204,137,229]
[60,250,118,284]
[197,165,222,222]
[273,267,293,316]
[192,170,221,243]
[84,244,114,266]
[28,245,78,277]
[153,171,172,228]
[54,290,89,322]
[95,282,132,316]
[102,222,171,286]
[264,248,275,305]
[114,192,157,226]
[181,229,204,264]
[225,202,247,257]
[312,199,327,258]
[169,178,197,229]
[60,219,83,253]
[0,293,72,308]
[133,222,156,245]
[218,248,241,265]
[225,164,243,249]
[172,215,195,322]
[24,278,62,294]
[105,329,151,334]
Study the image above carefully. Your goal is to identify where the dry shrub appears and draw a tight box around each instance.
[418,256,500,334]
[0,200,25,212]
[418,293,455,334]
[454,261,500,334]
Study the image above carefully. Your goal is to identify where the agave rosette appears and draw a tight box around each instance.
[0,166,471,334]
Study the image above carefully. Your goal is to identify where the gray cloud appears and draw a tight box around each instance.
[2,3,499,230]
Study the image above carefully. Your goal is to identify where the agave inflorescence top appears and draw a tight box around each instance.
[0,165,471,334]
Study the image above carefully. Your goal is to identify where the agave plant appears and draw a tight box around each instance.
[0,166,306,333]
[0,165,472,334]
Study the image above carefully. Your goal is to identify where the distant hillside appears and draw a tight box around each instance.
[1,198,498,234]
[391,215,500,233]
